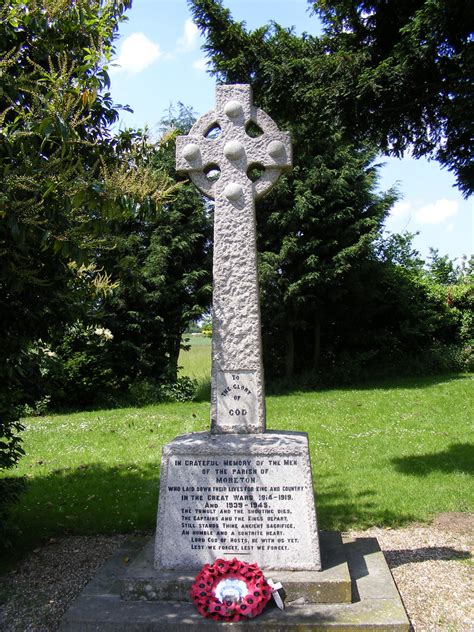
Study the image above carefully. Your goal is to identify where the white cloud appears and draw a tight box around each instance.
[389,201,411,220]
[415,199,459,225]
[176,18,199,53]
[384,200,412,233]
[193,57,208,72]
[387,198,460,229]
[111,32,161,74]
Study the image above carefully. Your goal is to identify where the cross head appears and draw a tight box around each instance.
[176,84,291,201]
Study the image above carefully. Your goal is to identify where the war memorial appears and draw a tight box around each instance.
[60,85,409,630]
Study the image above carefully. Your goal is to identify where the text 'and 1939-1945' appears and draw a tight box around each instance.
[163,455,311,559]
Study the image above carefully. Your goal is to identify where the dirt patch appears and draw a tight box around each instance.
[432,512,474,536]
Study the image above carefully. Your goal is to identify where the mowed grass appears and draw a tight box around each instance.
[268,374,473,529]
[3,402,210,566]
[179,334,211,400]
[179,334,211,380]
[2,364,472,569]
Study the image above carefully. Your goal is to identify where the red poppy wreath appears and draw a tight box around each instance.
[190,558,272,621]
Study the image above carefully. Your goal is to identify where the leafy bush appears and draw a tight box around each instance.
[127,376,198,406]
[20,396,51,418]
[51,322,117,407]
[0,408,25,545]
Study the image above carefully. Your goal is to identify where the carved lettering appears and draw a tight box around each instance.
[165,454,309,558]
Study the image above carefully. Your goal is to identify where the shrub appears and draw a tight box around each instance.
[127,376,198,406]
[51,322,117,407]
[0,405,25,546]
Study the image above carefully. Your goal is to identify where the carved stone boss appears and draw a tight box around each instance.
[176,84,292,434]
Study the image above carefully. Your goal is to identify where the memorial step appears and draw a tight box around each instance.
[121,532,351,605]
[59,535,410,631]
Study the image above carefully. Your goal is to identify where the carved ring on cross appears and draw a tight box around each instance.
[176,84,292,202]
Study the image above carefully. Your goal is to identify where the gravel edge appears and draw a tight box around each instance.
[1,516,472,631]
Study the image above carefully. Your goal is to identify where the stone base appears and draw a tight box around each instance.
[123,532,350,605]
[59,534,410,631]
[155,431,321,570]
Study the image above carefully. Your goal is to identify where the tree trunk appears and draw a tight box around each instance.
[168,335,182,382]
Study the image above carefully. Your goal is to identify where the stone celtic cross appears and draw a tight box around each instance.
[176,84,291,434]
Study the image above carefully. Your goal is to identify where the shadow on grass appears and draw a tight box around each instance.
[266,372,470,398]
[35,372,471,415]
[44,392,212,419]
[1,462,160,570]
[193,378,211,402]
[315,481,417,532]
[392,443,474,476]
[1,461,420,569]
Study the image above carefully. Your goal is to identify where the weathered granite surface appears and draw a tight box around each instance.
[126,532,349,604]
[176,84,291,434]
[155,84,320,574]
[155,431,321,571]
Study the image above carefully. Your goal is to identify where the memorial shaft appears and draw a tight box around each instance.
[176,85,291,434]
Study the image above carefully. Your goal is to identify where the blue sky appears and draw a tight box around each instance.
[109,0,473,263]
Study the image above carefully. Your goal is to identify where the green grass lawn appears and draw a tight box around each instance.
[2,370,472,568]
[179,334,211,400]
[179,334,211,380]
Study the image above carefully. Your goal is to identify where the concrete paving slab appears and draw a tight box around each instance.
[342,537,402,602]
[82,537,146,598]
[60,595,409,631]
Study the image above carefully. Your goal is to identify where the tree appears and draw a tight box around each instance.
[48,107,212,407]
[427,248,459,285]
[311,0,474,196]
[256,136,395,377]
[97,121,212,396]
[191,0,473,195]
[362,233,473,376]
[0,0,172,532]
[372,231,425,272]
[190,0,396,377]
